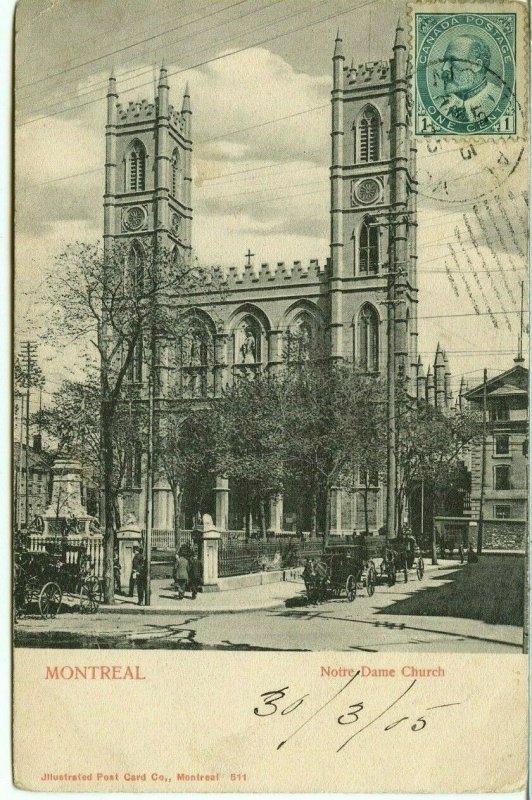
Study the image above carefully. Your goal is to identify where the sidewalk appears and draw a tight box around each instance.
[101,560,447,615]
[101,576,304,614]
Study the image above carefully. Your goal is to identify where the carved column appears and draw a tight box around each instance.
[214,333,228,396]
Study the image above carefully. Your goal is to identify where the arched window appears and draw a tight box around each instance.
[127,140,146,191]
[171,149,180,197]
[358,304,379,372]
[359,219,379,274]
[358,106,380,163]
[128,241,144,293]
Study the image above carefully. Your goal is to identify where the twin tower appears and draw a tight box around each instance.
[103,22,418,389]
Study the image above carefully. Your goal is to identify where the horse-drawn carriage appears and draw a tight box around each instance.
[14,540,102,620]
[302,534,423,603]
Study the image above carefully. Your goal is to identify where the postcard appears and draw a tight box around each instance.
[12,0,529,793]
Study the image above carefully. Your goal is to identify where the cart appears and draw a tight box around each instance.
[390,535,424,583]
[14,543,102,620]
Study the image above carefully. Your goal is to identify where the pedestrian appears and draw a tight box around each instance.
[113,552,122,595]
[188,552,201,599]
[174,549,189,600]
[136,547,147,605]
[458,542,464,564]
[440,537,446,560]
[467,543,478,564]
[129,546,141,597]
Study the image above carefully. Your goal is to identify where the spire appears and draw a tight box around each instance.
[158,62,169,88]
[107,68,117,96]
[394,16,406,48]
[182,82,191,114]
[434,342,445,366]
[333,29,344,59]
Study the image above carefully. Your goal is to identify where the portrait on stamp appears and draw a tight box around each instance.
[415,13,517,135]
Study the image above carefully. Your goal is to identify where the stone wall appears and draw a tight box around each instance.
[483,520,527,552]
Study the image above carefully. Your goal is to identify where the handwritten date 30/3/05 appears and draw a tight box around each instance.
[253,671,461,753]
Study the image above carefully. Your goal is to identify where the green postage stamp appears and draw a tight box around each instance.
[415,11,517,135]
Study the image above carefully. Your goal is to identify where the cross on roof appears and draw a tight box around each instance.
[245,248,255,267]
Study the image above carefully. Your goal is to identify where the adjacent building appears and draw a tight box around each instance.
[464,363,528,552]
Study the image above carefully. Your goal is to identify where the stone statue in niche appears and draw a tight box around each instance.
[240,326,257,364]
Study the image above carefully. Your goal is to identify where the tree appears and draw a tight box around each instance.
[44,240,221,603]
[155,409,214,547]
[211,375,286,539]
[396,398,482,546]
[278,362,386,538]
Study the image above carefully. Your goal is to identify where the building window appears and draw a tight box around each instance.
[128,336,143,383]
[128,241,144,293]
[494,434,510,455]
[171,149,180,197]
[357,304,379,372]
[127,140,146,192]
[359,220,379,274]
[490,402,509,421]
[494,504,512,519]
[358,105,380,163]
[494,465,511,490]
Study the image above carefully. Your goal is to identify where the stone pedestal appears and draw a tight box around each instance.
[214,476,229,531]
[43,457,97,536]
[192,514,221,592]
[116,516,142,595]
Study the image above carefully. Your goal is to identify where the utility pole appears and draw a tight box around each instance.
[18,341,38,529]
[515,280,525,363]
[143,368,154,606]
[477,368,488,556]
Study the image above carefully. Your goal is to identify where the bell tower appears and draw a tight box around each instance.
[329,22,418,386]
[103,66,192,259]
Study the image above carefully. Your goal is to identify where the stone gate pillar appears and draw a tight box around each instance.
[192,514,221,592]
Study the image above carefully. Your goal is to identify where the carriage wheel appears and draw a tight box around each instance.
[39,582,62,619]
[416,558,425,581]
[345,574,357,602]
[367,567,376,597]
[79,576,101,614]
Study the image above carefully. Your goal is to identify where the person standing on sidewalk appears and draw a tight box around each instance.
[175,550,189,600]
[188,553,201,599]
[129,545,141,597]
[136,547,147,605]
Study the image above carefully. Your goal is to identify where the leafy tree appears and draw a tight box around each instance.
[155,409,214,547]
[211,375,286,539]
[278,363,386,538]
[43,239,221,602]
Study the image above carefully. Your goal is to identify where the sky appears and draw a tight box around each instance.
[13,0,529,409]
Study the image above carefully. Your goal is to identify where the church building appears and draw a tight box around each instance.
[102,23,445,536]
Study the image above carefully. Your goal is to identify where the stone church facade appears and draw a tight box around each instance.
[103,23,437,535]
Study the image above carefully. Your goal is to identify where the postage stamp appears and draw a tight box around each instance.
[415,12,517,135]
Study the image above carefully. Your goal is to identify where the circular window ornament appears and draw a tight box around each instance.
[171,212,181,235]
[124,205,146,231]
[354,178,381,205]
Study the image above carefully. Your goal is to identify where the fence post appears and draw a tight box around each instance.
[193,514,220,593]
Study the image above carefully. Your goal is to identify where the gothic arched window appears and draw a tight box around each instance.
[127,140,146,192]
[128,240,144,293]
[357,304,379,372]
[358,106,380,163]
[359,219,379,274]
[171,149,181,197]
